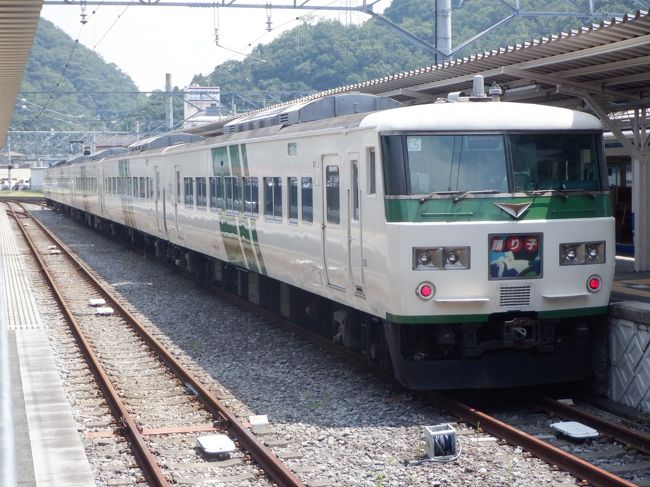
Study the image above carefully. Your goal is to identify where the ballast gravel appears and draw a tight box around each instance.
[31,208,581,487]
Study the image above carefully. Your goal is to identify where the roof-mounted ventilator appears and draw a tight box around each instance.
[128,133,205,152]
[447,75,502,103]
[88,147,128,160]
[224,93,402,134]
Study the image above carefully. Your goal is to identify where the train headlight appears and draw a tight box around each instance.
[559,241,605,265]
[417,251,432,266]
[565,246,577,261]
[586,245,600,261]
[412,247,470,270]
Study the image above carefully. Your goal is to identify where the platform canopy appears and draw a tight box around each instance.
[320,10,650,271]
[0,1,43,148]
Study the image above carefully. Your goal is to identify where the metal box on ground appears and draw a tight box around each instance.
[424,423,457,459]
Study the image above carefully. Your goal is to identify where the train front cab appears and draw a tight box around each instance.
[377,126,615,390]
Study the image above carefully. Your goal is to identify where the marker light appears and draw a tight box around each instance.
[586,275,602,293]
[416,282,435,300]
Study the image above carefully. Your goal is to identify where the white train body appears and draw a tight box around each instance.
[45,96,615,388]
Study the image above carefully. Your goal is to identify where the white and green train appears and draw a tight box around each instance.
[44,89,615,389]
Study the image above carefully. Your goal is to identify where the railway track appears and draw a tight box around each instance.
[5,202,304,487]
[427,392,650,487]
[13,202,650,486]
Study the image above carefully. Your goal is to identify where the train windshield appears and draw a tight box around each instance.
[381,132,604,196]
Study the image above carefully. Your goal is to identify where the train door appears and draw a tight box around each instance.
[154,165,167,236]
[174,164,182,239]
[98,165,105,215]
[322,154,349,290]
[349,155,364,294]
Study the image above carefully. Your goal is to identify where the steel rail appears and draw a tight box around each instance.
[534,394,650,456]
[428,392,638,487]
[19,204,305,487]
[7,203,170,486]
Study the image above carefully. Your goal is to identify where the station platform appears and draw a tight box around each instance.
[0,208,94,487]
[612,255,650,303]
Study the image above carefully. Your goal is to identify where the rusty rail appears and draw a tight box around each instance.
[7,203,170,486]
[12,203,305,487]
[429,392,638,487]
[535,394,650,455]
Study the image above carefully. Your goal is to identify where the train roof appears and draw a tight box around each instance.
[359,101,602,132]
[128,133,204,152]
[221,93,401,134]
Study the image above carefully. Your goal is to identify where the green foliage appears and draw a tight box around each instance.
[14,18,139,132]
[202,0,641,109]
[14,1,644,134]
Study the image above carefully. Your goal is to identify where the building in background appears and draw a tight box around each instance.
[183,85,223,128]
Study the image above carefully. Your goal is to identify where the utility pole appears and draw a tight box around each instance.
[436,0,452,60]
[165,73,173,130]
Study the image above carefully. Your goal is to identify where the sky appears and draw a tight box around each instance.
[41,1,390,92]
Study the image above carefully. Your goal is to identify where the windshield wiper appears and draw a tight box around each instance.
[419,190,463,204]
[524,188,597,199]
[452,189,501,202]
[419,189,501,204]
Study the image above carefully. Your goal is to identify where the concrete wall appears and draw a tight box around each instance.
[609,301,650,412]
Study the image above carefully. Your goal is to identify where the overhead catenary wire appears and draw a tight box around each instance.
[213,0,345,66]
[93,0,135,50]
[31,0,108,126]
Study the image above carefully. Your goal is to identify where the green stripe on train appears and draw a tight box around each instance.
[385,195,613,223]
[213,144,266,275]
[387,305,608,324]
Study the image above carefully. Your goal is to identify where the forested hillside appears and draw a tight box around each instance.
[13,0,643,134]
[195,0,641,110]
[13,18,139,132]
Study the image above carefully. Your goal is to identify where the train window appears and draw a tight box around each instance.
[148,177,153,199]
[225,176,241,213]
[381,135,511,195]
[140,177,146,198]
[209,176,223,211]
[352,161,360,221]
[243,177,259,217]
[184,177,194,207]
[176,171,181,204]
[264,177,282,221]
[301,177,313,223]
[367,147,376,195]
[288,143,298,156]
[326,165,340,224]
[288,177,298,223]
[510,133,604,191]
[196,177,207,209]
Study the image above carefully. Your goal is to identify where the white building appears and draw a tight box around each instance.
[183,85,223,128]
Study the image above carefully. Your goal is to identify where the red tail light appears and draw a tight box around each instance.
[586,275,602,293]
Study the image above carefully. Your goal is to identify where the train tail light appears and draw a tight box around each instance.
[586,275,602,293]
[416,282,435,300]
